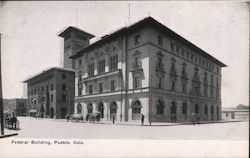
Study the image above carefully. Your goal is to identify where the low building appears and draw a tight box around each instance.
[3,98,27,116]
[24,67,75,119]
[222,108,249,120]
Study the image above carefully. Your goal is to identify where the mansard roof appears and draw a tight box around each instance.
[70,17,226,67]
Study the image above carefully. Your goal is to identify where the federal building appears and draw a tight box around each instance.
[58,17,226,123]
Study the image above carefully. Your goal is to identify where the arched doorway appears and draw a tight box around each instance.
[40,105,45,118]
[182,103,188,119]
[216,106,219,120]
[156,99,165,115]
[87,103,93,114]
[211,105,214,120]
[77,103,82,114]
[204,104,208,120]
[50,107,54,118]
[132,100,142,120]
[98,102,104,118]
[170,101,177,122]
[195,104,199,114]
[110,102,117,120]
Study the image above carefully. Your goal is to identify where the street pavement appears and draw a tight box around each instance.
[5,117,249,140]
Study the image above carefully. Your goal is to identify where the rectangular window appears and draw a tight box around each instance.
[89,85,93,94]
[51,84,53,91]
[181,48,185,57]
[182,83,186,93]
[88,63,94,77]
[62,73,66,79]
[171,81,176,91]
[159,77,162,89]
[171,42,175,52]
[78,59,82,66]
[134,34,141,45]
[133,76,141,89]
[62,94,66,103]
[62,84,66,91]
[111,80,115,92]
[158,36,163,46]
[78,87,82,96]
[34,89,37,95]
[51,94,53,102]
[99,83,103,93]
[98,59,105,74]
[176,45,180,54]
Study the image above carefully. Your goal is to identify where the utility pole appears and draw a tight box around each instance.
[0,33,4,135]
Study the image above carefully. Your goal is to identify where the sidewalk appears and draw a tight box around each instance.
[0,129,18,139]
[68,119,248,127]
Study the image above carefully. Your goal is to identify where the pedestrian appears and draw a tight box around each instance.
[141,114,144,125]
[112,114,115,124]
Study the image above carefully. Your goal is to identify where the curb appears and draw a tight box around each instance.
[0,133,18,139]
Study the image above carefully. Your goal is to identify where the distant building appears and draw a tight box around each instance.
[59,17,226,123]
[24,67,75,119]
[3,98,27,116]
[222,108,249,120]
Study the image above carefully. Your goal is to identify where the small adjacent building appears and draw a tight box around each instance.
[3,98,27,116]
[24,67,75,119]
[222,108,249,120]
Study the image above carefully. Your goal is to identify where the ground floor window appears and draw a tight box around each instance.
[156,99,164,115]
[182,103,188,118]
[98,102,104,118]
[87,103,93,114]
[195,104,199,114]
[132,100,141,120]
[77,103,82,114]
[170,101,177,122]
[110,102,117,119]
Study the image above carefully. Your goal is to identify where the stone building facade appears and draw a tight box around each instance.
[62,17,226,123]
[3,98,27,116]
[24,67,75,119]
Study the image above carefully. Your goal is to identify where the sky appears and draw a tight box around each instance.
[0,1,249,107]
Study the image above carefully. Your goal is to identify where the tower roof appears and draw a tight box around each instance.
[58,26,95,39]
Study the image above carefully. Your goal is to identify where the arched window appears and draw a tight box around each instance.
[132,100,142,120]
[87,103,93,114]
[204,104,208,115]
[98,102,104,118]
[170,101,177,114]
[110,102,117,119]
[156,99,165,115]
[182,103,188,115]
[77,103,82,114]
[195,104,199,114]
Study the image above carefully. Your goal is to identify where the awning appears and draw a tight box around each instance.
[29,109,37,113]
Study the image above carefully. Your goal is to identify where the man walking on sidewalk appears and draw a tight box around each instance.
[141,114,144,126]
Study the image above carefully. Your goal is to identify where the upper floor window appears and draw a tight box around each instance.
[98,59,105,74]
[171,80,176,91]
[62,73,66,79]
[170,42,175,52]
[170,62,176,74]
[88,63,94,77]
[182,83,187,93]
[135,56,141,67]
[89,85,93,94]
[158,77,162,89]
[181,48,185,57]
[62,84,66,91]
[176,45,180,54]
[62,94,66,103]
[158,36,163,46]
[111,80,115,92]
[51,84,53,91]
[110,55,118,71]
[133,76,141,89]
[134,34,141,45]
[99,83,103,93]
[51,94,53,102]
[78,85,82,96]
[78,59,82,66]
